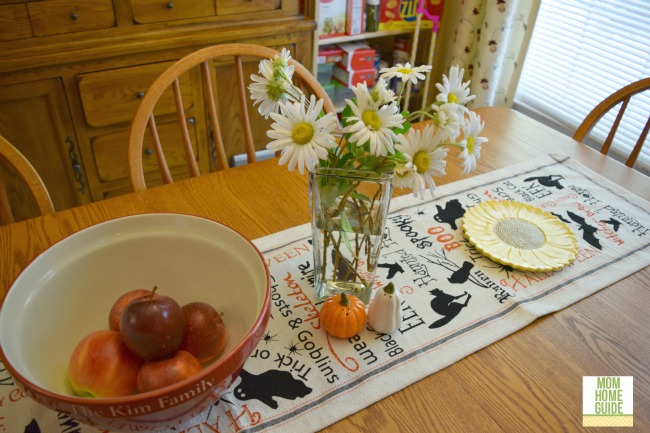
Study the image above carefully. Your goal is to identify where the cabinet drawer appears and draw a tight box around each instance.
[0,4,31,41]
[92,121,200,182]
[216,0,280,16]
[78,62,193,128]
[27,0,115,37]
[131,0,215,24]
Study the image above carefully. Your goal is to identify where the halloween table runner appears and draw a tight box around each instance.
[3,154,649,433]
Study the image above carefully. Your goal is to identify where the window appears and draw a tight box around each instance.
[514,0,650,175]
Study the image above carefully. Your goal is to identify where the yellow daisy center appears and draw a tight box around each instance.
[448,93,459,104]
[292,122,314,145]
[413,151,430,174]
[362,110,382,130]
[466,136,475,154]
[397,68,413,75]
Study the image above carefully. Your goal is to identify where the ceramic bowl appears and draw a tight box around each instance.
[0,213,270,432]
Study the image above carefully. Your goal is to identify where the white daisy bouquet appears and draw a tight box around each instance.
[248,49,488,299]
[248,48,488,199]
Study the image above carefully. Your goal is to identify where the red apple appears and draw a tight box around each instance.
[136,350,202,393]
[68,330,142,398]
[108,289,152,331]
[120,287,185,361]
[179,302,228,363]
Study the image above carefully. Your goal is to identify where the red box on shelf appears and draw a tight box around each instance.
[336,42,376,70]
[317,46,345,64]
[332,64,376,88]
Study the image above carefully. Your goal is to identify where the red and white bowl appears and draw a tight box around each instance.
[0,213,270,432]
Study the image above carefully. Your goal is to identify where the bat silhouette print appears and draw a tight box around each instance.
[234,369,312,409]
[551,212,571,224]
[567,211,602,250]
[428,289,471,328]
[524,174,565,189]
[434,199,465,230]
[600,218,621,232]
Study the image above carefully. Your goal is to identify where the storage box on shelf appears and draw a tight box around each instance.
[0,0,314,217]
[331,42,377,88]
[317,0,347,39]
[378,0,442,31]
[346,0,365,36]
[332,64,376,88]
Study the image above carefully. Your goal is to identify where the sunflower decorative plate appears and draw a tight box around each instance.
[461,200,578,272]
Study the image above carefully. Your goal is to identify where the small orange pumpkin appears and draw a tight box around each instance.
[320,292,367,339]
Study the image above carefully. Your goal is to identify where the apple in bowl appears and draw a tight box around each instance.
[0,213,270,432]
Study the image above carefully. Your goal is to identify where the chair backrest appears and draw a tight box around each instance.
[128,43,336,191]
[573,77,650,168]
[0,134,54,225]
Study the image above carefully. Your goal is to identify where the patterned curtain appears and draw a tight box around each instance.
[431,0,540,108]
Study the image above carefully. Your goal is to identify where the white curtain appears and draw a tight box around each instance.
[431,0,540,108]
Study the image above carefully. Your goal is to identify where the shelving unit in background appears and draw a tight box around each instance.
[309,0,442,113]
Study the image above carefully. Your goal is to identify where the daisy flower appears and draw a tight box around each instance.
[249,50,298,118]
[435,65,476,106]
[393,162,417,190]
[343,83,405,156]
[395,124,448,198]
[380,63,432,85]
[249,70,289,118]
[272,48,293,71]
[458,111,488,174]
[349,80,374,108]
[431,103,463,140]
[370,79,397,105]
[266,95,339,174]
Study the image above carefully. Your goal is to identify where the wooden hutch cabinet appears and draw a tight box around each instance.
[0,0,315,214]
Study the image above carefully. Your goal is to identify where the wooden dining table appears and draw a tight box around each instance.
[1,106,648,432]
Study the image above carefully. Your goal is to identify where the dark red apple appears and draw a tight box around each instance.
[120,287,184,361]
[108,289,152,331]
[136,350,202,393]
[179,302,228,364]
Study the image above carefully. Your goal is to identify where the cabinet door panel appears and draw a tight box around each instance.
[0,79,88,212]
[211,56,277,163]
[92,121,199,182]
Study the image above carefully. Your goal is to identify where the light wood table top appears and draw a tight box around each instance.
[1,107,648,432]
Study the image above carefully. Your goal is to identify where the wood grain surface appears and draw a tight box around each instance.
[1,107,648,432]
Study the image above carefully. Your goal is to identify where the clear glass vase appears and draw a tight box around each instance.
[309,166,393,304]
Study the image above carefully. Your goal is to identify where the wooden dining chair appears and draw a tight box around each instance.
[0,134,55,225]
[573,77,650,168]
[128,43,336,191]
